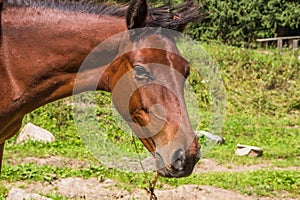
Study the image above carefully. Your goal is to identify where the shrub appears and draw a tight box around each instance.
[187,0,300,46]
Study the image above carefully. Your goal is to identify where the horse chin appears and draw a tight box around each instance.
[156,167,192,178]
[154,152,194,178]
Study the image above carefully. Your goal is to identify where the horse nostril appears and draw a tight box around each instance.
[171,149,185,171]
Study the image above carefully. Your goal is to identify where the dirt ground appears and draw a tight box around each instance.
[8,156,300,172]
[4,178,264,200]
[4,156,300,200]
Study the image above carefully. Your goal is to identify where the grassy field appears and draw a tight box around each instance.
[0,43,299,199]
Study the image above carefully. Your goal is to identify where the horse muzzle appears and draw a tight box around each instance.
[154,142,200,178]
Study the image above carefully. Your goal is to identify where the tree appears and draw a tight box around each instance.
[187,0,300,46]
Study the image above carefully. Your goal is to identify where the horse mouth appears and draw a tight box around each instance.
[156,167,191,178]
[154,151,199,178]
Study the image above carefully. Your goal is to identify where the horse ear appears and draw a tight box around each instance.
[126,0,148,30]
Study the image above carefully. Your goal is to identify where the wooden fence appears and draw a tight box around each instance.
[256,36,300,55]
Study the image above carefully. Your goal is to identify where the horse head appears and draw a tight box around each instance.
[106,0,202,178]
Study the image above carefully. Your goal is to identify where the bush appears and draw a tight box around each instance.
[187,0,300,46]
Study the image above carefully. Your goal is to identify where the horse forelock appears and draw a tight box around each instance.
[4,0,206,33]
[148,1,206,32]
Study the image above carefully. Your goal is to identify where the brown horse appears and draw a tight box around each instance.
[0,0,204,178]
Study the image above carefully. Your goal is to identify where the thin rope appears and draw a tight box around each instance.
[131,135,158,200]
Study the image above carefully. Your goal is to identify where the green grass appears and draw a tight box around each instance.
[1,43,299,198]
[1,163,299,198]
[207,113,300,166]
[0,185,8,200]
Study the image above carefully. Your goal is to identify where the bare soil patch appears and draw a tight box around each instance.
[5,177,298,200]
[2,178,257,200]
[8,156,300,172]
[195,159,300,173]
[4,156,300,200]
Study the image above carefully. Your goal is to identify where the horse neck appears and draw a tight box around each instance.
[1,6,126,115]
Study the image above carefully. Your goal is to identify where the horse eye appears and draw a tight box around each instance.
[133,65,148,77]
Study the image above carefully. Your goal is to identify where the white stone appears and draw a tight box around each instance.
[236,144,263,157]
[195,130,225,144]
[6,188,51,200]
[16,123,55,144]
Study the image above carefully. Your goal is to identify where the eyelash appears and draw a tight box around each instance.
[133,65,152,81]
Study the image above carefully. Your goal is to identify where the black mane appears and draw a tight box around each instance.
[148,1,205,32]
[5,0,128,16]
[3,0,205,32]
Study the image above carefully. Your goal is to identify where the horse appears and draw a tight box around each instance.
[0,0,205,178]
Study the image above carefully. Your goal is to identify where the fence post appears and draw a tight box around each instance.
[277,38,283,55]
[292,39,298,50]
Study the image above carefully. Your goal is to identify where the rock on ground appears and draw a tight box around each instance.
[16,123,55,144]
[6,188,51,200]
[236,144,263,157]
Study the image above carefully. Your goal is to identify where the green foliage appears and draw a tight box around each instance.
[187,0,300,45]
[0,185,8,200]
[202,43,300,116]
[1,163,106,182]
[22,99,74,134]
[208,113,300,167]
